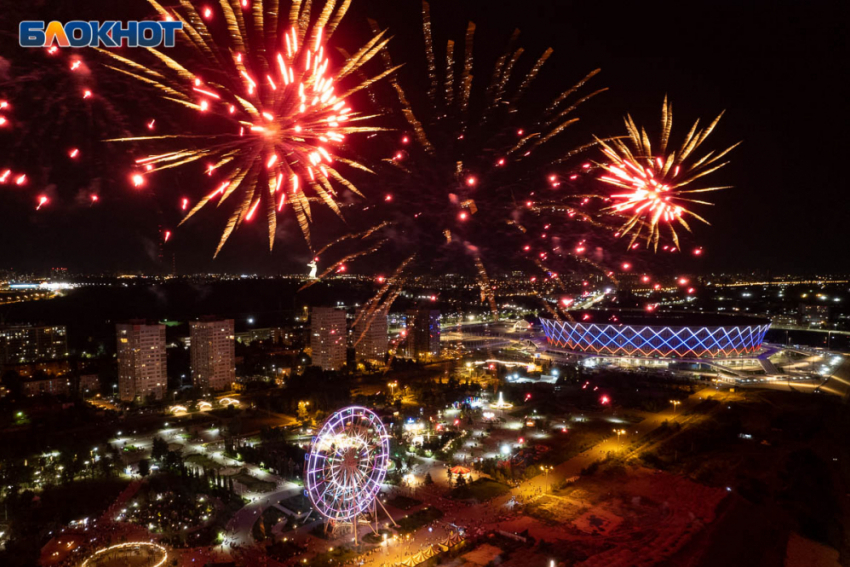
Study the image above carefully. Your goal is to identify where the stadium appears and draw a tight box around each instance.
[539,311,771,360]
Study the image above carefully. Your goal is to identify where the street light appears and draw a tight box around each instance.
[613,429,626,445]
[669,399,681,413]
[540,465,553,493]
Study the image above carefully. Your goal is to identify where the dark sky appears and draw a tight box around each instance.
[0,0,846,276]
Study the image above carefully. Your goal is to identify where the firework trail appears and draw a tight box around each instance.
[595,96,739,250]
[312,0,607,319]
[100,0,397,255]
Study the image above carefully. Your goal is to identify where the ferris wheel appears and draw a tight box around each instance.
[304,406,391,529]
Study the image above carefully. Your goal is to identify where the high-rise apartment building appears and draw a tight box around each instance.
[116,321,167,402]
[21,376,70,397]
[190,319,235,391]
[234,327,286,345]
[354,307,388,364]
[310,307,347,371]
[800,303,830,327]
[404,309,440,360]
[0,325,68,368]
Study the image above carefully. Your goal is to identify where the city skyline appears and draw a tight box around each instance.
[1,1,847,566]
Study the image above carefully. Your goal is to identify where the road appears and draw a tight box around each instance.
[224,484,304,547]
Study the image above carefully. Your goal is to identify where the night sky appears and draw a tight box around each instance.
[0,0,846,275]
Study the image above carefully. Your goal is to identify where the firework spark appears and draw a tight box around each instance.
[0,9,142,214]
[313,1,606,318]
[101,0,397,255]
[596,97,739,250]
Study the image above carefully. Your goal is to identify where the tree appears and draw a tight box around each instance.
[151,436,168,462]
[1,370,23,399]
[228,416,244,437]
[138,459,150,477]
[58,452,82,484]
[97,455,115,479]
[164,450,182,470]
[297,400,310,421]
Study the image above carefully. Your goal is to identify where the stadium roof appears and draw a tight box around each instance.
[541,310,770,328]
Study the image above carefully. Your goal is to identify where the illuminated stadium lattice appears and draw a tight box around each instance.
[540,312,770,359]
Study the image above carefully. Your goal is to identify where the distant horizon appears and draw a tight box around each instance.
[3,270,850,279]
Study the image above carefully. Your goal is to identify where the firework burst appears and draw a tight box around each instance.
[596,96,739,250]
[101,0,398,255]
[312,0,606,319]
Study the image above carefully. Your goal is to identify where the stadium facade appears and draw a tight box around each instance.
[540,311,770,359]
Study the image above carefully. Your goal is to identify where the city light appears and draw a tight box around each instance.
[0,6,840,565]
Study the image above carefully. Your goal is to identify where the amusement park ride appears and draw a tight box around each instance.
[304,406,397,544]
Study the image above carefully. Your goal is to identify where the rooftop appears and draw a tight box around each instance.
[542,310,770,328]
